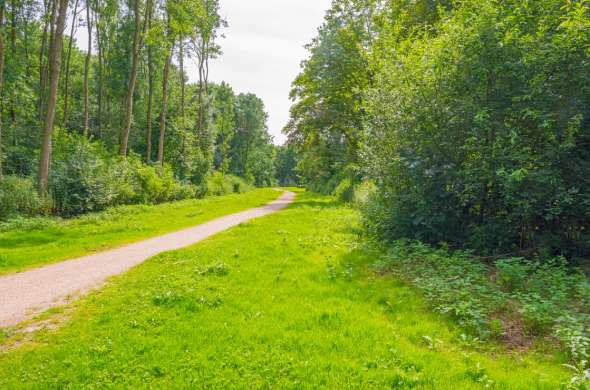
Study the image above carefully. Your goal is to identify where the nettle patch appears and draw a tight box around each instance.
[371,240,590,387]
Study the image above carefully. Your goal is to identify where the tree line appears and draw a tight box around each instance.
[286,0,590,261]
[0,0,299,218]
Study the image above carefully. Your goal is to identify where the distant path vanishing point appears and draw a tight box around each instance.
[0,191,296,328]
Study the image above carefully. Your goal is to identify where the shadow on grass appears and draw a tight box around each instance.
[290,192,345,210]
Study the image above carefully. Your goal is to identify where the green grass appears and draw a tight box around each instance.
[0,188,282,274]
[0,191,569,388]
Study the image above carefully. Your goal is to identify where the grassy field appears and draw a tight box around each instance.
[0,188,282,275]
[0,191,569,388]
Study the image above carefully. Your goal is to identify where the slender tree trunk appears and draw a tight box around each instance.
[62,0,79,128]
[38,0,52,121]
[157,44,172,164]
[178,38,185,175]
[145,0,153,162]
[38,0,68,193]
[179,39,185,130]
[82,0,91,137]
[0,3,5,181]
[8,0,15,126]
[95,7,102,138]
[119,0,141,156]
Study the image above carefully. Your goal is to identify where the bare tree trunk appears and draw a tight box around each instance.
[38,0,68,193]
[8,0,15,126]
[62,0,79,128]
[38,0,54,121]
[82,0,91,137]
[179,38,185,132]
[0,3,5,181]
[145,0,153,162]
[157,44,172,164]
[119,0,141,156]
[178,38,185,174]
[95,6,102,138]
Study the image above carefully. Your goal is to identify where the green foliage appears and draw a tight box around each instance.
[49,135,199,216]
[284,0,373,190]
[363,0,590,258]
[373,240,590,385]
[274,145,300,186]
[0,176,52,220]
[333,178,354,203]
[206,172,251,196]
[351,180,376,208]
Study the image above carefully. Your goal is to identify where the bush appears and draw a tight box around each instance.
[50,134,200,216]
[0,176,52,220]
[332,178,354,203]
[50,136,134,215]
[364,0,590,259]
[352,180,376,207]
[206,173,251,196]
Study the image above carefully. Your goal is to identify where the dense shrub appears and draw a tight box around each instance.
[332,178,354,203]
[351,180,376,208]
[50,136,134,215]
[49,135,200,216]
[363,0,590,259]
[206,172,252,196]
[0,176,52,220]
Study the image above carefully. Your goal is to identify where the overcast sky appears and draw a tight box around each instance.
[74,1,331,144]
[205,0,332,144]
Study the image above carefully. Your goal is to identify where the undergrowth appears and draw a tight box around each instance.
[371,240,590,388]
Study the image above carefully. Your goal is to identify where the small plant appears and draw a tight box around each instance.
[198,262,231,276]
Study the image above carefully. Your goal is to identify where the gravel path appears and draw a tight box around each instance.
[0,191,295,328]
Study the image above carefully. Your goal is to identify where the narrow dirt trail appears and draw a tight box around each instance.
[0,191,295,328]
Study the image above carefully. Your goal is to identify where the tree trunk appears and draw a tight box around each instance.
[95,6,102,138]
[8,0,15,126]
[119,0,141,156]
[0,3,5,181]
[38,0,68,193]
[145,0,153,162]
[179,38,185,132]
[62,0,79,128]
[157,44,172,164]
[82,0,91,137]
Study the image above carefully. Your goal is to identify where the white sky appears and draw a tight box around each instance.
[73,0,332,145]
[206,0,332,144]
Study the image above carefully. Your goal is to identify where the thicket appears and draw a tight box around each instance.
[288,0,590,260]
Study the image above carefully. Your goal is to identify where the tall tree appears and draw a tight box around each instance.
[82,0,92,136]
[119,0,141,156]
[38,0,69,192]
[62,0,79,128]
[157,36,173,164]
[0,1,5,181]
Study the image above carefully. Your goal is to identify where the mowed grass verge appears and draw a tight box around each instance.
[0,191,569,388]
[0,188,282,274]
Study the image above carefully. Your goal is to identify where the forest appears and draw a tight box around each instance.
[0,0,298,219]
[1,0,590,388]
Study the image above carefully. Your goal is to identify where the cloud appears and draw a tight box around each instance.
[205,0,332,144]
